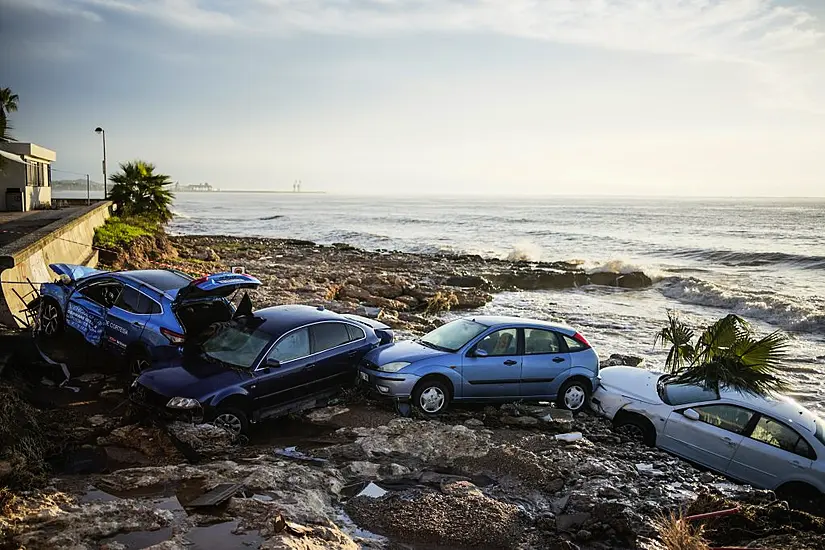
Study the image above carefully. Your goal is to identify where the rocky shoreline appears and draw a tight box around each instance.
[168,235,652,334]
[2,235,824,549]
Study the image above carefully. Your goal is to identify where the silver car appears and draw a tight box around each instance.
[591,366,825,497]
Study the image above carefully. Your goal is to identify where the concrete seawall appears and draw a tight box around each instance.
[0,202,113,328]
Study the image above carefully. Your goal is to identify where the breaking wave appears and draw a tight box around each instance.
[506,241,542,262]
[663,248,825,270]
[659,276,825,333]
[586,259,646,275]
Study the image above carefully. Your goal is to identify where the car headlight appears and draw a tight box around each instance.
[378,361,410,373]
[167,397,200,410]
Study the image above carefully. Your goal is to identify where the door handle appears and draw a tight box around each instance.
[304,363,316,370]
[552,357,565,363]
[503,360,517,366]
[790,461,805,469]
[132,321,143,327]
[721,437,737,446]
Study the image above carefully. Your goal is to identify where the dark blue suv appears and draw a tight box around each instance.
[131,305,393,435]
[37,264,261,374]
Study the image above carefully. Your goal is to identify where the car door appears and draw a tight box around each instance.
[253,327,315,414]
[460,328,521,399]
[104,284,157,354]
[66,278,122,347]
[659,404,756,473]
[308,322,365,392]
[727,414,816,489]
[520,328,571,398]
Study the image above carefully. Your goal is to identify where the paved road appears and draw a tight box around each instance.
[0,208,82,250]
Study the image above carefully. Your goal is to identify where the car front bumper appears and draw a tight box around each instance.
[357,368,420,401]
[129,380,207,423]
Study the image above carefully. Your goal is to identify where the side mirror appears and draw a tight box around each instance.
[474,349,488,358]
[266,358,281,369]
[683,408,700,421]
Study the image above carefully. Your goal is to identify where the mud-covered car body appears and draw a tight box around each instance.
[358,316,600,414]
[37,264,261,371]
[592,366,825,494]
[130,305,393,434]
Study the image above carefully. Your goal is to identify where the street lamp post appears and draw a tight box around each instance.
[95,127,107,198]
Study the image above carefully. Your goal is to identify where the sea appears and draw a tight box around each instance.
[57,191,825,412]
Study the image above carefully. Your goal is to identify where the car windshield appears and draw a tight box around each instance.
[419,319,488,352]
[202,323,272,368]
[658,377,719,406]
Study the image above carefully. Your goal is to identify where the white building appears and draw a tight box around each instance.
[0,142,56,211]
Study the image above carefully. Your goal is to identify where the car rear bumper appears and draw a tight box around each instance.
[357,368,420,401]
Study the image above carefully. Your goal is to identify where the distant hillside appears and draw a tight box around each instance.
[53,179,105,190]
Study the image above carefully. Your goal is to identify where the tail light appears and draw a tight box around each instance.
[161,327,186,344]
[191,276,209,286]
[572,332,591,348]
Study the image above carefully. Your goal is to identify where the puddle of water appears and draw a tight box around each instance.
[186,520,264,549]
[102,526,174,549]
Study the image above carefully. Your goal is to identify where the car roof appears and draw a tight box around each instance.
[255,305,352,335]
[467,315,577,335]
[723,389,820,435]
[119,270,193,293]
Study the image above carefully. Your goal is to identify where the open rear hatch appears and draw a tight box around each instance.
[173,272,262,304]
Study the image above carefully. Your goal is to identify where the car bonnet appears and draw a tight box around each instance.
[366,339,449,366]
[598,366,663,404]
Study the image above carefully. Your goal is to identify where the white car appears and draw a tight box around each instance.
[591,366,825,497]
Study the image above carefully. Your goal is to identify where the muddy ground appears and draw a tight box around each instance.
[1,236,824,549]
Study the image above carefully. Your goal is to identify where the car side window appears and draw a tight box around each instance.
[80,281,122,308]
[115,286,156,315]
[346,324,366,342]
[268,328,310,363]
[750,415,816,460]
[562,334,587,352]
[312,322,351,353]
[693,405,755,434]
[524,329,562,355]
[475,329,518,357]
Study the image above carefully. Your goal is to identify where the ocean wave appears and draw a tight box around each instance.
[659,276,825,333]
[664,247,825,270]
[586,259,646,275]
[259,215,284,221]
[171,210,191,219]
[505,241,542,262]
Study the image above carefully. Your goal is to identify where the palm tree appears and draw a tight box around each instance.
[655,311,789,396]
[109,160,175,222]
[0,87,19,143]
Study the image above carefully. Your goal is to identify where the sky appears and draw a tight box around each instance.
[1,0,824,196]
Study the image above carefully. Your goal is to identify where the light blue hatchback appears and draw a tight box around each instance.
[358,316,600,415]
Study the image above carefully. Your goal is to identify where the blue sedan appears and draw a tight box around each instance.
[131,305,394,435]
[36,263,261,374]
[358,316,600,415]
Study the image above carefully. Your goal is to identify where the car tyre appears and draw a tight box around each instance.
[614,415,656,447]
[557,378,590,413]
[127,348,152,377]
[412,378,451,416]
[213,407,249,437]
[38,299,64,338]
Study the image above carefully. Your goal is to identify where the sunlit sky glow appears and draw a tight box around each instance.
[2,0,824,196]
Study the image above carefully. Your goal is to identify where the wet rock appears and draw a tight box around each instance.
[501,415,540,427]
[305,405,350,423]
[166,422,236,458]
[556,512,591,532]
[601,353,645,367]
[464,418,485,428]
[346,488,522,548]
[460,445,564,491]
[77,373,106,383]
[452,289,493,309]
[329,419,492,464]
[443,275,489,288]
[344,461,381,479]
[616,272,652,289]
[197,247,220,262]
[97,425,183,462]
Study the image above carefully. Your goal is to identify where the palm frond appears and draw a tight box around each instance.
[654,310,696,373]
[674,356,789,396]
[694,314,750,365]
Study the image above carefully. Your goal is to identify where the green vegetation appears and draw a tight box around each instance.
[0,86,18,144]
[94,215,157,250]
[109,160,175,222]
[655,311,789,396]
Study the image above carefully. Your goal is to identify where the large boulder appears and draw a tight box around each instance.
[443,275,489,288]
[166,422,236,458]
[346,485,522,548]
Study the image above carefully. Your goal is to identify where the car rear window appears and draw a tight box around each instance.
[562,334,587,352]
[127,270,192,291]
[661,381,719,406]
[346,324,366,342]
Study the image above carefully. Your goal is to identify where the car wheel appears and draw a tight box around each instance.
[39,299,64,337]
[614,415,656,447]
[127,349,152,377]
[213,407,249,437]
[412,379,451,416]
[557,378,590,413]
